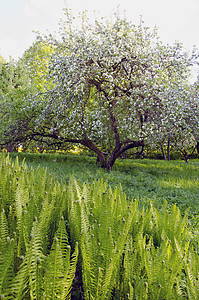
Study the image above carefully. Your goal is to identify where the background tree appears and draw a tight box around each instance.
[0,57,37,151]
[0,42,55,152]
[148,83,198,161]
[188,81,199,154]
[22,40,55,92]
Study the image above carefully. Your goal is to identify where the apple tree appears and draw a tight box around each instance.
[30,11,197,169]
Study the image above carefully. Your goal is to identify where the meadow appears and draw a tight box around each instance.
[11,152,199,220]
[1,153,199,299]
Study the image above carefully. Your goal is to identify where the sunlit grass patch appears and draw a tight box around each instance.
[9,153,199,220]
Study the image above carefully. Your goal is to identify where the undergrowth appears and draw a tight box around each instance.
[1,153,199,299]
[0,154,78,299]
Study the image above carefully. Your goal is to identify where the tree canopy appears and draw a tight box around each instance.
[0,11,198,168]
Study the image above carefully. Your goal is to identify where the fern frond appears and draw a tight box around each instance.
[0,208,9,251]
[10,254,29,299]
[14,183,30,256]
[0,237,15,295]
[43,236,65,299]
[184,247,199,299]
[11,218,44,299]
[43,219,78,300]
[61,242,79,299]
[67,177,141,299]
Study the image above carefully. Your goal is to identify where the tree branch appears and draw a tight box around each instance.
[118,140,144,157]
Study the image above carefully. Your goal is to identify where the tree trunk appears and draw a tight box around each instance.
[167,137,170,161]
[6,143,14,153]
[159,142,166,160]
[107,151,119,170]
[96,152,109,165]
[81,134,144,170]
[197,142,199,155]
[82,136,108,168]
[106,140,144,170]
[183,151,189,163]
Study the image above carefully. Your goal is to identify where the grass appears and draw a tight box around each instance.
[10,152,199,221]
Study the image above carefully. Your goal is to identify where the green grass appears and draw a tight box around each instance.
[10,152,199,221]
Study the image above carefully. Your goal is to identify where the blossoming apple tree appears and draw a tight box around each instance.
[30,11,197,168]
[148,83,199,161]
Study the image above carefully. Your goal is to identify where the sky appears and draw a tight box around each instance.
[0,0,199,63]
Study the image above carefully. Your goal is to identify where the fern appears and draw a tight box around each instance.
[120,200,197,299]
[0,154,78,299]
[67,176,198,299]
[11,218,44,299]
[0,236,15,295]
[44,236,66,298]
[43,218,78,299]
[67,177,140,299]
[1,154,199,299]
[0,208,9,251]
[183,246,199,299]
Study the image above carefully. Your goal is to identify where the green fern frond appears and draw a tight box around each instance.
[184,247,199,299]
[15,183,30,255]
[10,253,29,299]
[11,218,44,299]
[43,236,65,299]
[38,183,64,248]
[54,218,69,261]
[61,241,79,299]
[43,219,78,300]
[175,276,187,298]
[127,281,134,300]
[0,208,9,251]
[0,237,15,295]
[67,177,142,300]
[28,220,44,300]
